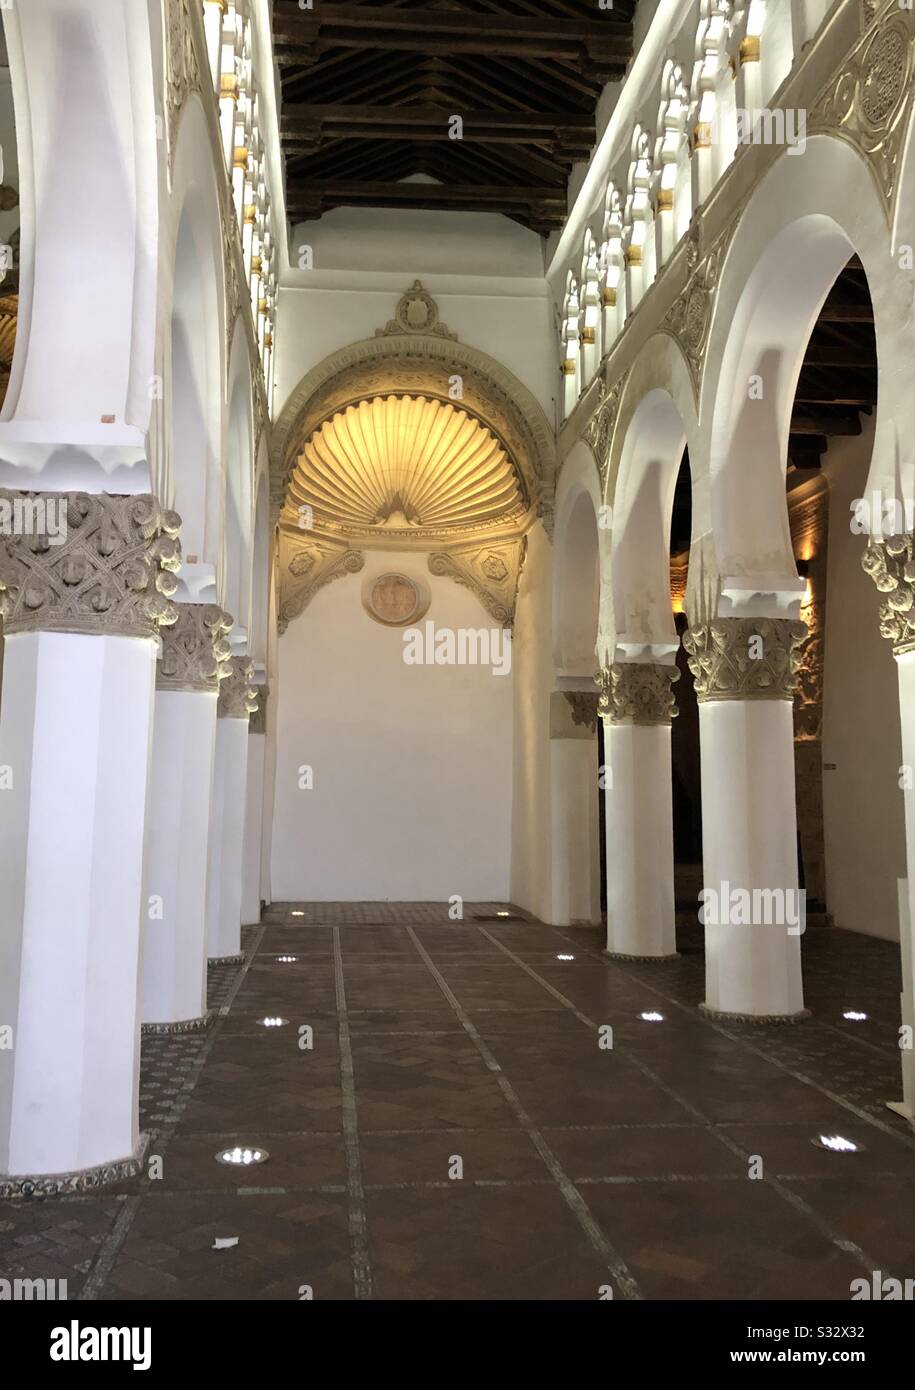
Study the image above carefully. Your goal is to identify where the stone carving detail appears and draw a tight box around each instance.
[249,686,268,735]
[583,375,624,490]
[376,281,457,339]
[861,532,915,652]
[809,8,914,215]
[682,617,807,701]
[278,538,365,634]
[157,603,233,691]
[428,536,527,627]
[597,662,680,726]
[662,217,734,397]
[564,691,599,730]
[0,492,181,637]
[165,0,203,167]
[218,655,258,719]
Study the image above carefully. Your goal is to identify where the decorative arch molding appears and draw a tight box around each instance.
[272,289,556,635]
[552,441,607,677]
[270,321,556,525]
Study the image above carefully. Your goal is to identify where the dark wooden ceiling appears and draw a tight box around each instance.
[274,0,637,234]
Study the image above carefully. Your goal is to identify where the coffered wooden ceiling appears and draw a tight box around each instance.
[274,0,637,234]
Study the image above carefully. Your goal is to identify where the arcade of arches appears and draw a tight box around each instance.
[1,0,915,1306]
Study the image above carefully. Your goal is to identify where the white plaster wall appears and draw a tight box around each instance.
[822,422,906,941]
[271,549,513,902]
[510,524,555,921]
[275,206,557,427]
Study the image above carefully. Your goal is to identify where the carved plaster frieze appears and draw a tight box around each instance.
[0,492,181,637]
[165,0,203,170]
[375,280,457,339]
[427,536,527,628]
[597,662,680,725]
[682,617,807,701]
[157,603,233,691]
[583,375,624,493]
[809,4,915,219]
[218,654,258,719]
[564,691,600,730]
[249,685,269,734]
[660,215,737,399]
[861,532,915,652]
[278,533,366,633]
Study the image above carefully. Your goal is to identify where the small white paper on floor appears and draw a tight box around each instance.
[212,1236,239,1250]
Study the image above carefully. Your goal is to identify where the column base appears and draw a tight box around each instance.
[207,952,245,966]
[606,949,679,962]
[141,1011,214,1036]
[700,1002,811,1024]
[0,1133,149,1199]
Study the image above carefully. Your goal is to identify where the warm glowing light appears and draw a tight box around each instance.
[843,1010,867,1021]
[814,1134,859,1152]
[640,1011,664,1022]
[259,1017,288,1028]
[557,953,575,961]
[291,910,305,917]
[216,1146,269,1166]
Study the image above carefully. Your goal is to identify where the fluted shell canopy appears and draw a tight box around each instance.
[289,394,524,534]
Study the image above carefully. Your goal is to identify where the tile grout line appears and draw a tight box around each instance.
[404,925,643,1300]
[549,925,915,1152]
[332,925,374,1300]
[478,927,890,1280]
[80,923,268,1301]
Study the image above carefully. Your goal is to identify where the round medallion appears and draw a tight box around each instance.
[860,27,907,127]
[367,573,426,627]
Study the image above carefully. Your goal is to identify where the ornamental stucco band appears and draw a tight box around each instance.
[861,535,915,654]
[682,617,808,702]
[0,492,182,638]
[157,603,234,692]
[597,662,680,725]
[218,654,259,719]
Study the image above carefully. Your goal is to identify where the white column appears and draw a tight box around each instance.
[206,656,255,961]
[600,663,678,958]
[241,690,267,925]
[141,604,229,1029]
[549,693,601,926]
[0,491,179,1190]
[684,616,808,1019]
[862,538,915,1118]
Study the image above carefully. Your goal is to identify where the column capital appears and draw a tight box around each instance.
[218,654,258,719]
[597,662,679,726]
[862,534,915,655]
[682,616,806,702]
[0,491,181,638]
[157,603,232,692]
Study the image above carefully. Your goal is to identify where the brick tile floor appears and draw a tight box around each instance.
[1,903,913,1301]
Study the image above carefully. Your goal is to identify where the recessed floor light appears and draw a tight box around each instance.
[843,1010,868,1021]
[274,955,298,963]
[496,911,511,918]
[258,1016,289,1028]
[640,1011,664,1022]
[290,910,305,918]
[557,953,575,961]
[813,1134,861,1153]
[216,1146,269,1167]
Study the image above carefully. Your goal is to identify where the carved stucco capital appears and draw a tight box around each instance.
[218,655,258,719]
[157,603,233,692]
[597,662,680,725]
[682,617,807,701]
[249,685,269,735]
[861,533,915,654]
[0,492,181,638]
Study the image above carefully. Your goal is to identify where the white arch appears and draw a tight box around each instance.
[702,135,904,580]
[224,321,255,641]
[249,443,273,671]
[166,96,226,595]
[552,442,604,677]
[605,336,699,655]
